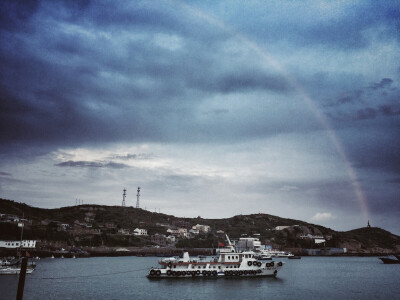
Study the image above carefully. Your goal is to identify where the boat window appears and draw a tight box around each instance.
[218,266,221,269]
[228,256,230,260]
[174,265,176,268]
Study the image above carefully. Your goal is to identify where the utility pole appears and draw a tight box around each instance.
[16,257,28,300]
[122,188,126,207]
[136,187,141,208]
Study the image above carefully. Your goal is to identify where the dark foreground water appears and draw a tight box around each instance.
[0,256,399,299]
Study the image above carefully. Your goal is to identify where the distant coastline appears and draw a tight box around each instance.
[1,198,399,256]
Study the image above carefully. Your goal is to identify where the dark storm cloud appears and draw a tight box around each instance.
[337,90,364,106]
[55,160,129,169]
[0,0,39,32]
[387,178,400,184]
[356,103,399,120]
[325,78,400,124]
[326,78,395,108]
[188,70,292,94]
[379,104,400,116]
[0,0,297,155]
[369,78,394,90]
[353,108,378,120]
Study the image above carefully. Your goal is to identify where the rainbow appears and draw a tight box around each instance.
[178,1,370,221]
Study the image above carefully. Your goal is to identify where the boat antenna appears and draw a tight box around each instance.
[225,234,232,246]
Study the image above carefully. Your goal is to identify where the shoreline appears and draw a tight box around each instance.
[1,247,398,258]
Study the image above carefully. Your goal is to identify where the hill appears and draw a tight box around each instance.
[1,198,399,254]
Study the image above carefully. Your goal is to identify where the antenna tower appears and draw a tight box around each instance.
[122,188,126,207]
[136,187,141,208]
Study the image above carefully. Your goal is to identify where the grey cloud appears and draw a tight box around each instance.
[369,78,394,90]
[111,153,154,160]
[0,0,39,32]
[387,178,400,184]
[212,109,229,115]
[0,171,12,176]
[353,108,378,120]
[336,90,364,106]
[327,78,395,108]
[231,1,400,50]
[218,72,291,94]
[55,160,129,169]
[379,104,400,116]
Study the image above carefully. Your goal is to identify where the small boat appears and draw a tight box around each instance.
[0,265,35,275]
[259,249,294,258]
[51,255,55,259]
[379,255,400,264]
[0,258,36,275]
[256,254,272,261]
[147,251,284,278]
[288,255,301,259]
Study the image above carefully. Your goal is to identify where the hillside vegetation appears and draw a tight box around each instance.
[1,198,399,254]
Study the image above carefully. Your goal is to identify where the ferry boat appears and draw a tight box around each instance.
[147,251,284,278]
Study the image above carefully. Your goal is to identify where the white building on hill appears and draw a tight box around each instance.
[133,228,147,236]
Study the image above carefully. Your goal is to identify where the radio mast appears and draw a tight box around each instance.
[122,188,126,207]
[136,187,141,208]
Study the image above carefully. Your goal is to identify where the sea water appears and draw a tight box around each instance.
[0,256,399,299]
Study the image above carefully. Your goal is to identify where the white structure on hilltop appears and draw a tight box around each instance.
[133,228,147,236]
[192,224,211,234]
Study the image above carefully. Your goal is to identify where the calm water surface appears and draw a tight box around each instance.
[0,256,399,299]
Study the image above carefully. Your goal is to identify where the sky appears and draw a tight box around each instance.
[0,0,399,234]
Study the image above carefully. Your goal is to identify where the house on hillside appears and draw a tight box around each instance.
[151,234,167,246]
[274,226,291,231]
[192,224,211,234]
[167,228,187,238]
[133,228,147,236]
[189,228,200,237]
[118,228,131,235]
[166,235,175,243]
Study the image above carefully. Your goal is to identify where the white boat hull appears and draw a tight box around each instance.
[147,251,284,279]
[0,267,35,275]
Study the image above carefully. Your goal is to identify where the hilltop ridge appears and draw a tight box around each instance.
[1,198,399,254]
